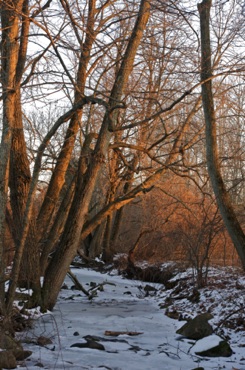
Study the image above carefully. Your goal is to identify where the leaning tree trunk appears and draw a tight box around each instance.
[198,0,245,268]
[41,0,151,311]
[36,0,97,244]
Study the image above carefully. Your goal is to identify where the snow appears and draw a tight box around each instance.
[190,334,223,353]
[17,267,245,370]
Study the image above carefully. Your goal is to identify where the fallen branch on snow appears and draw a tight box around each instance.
[67,270,116,299]
[104,331,143,337]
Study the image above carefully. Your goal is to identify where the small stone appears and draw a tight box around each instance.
[61,283,68,289]
[73,331,79,336]
[166,309,179,320]
[35,362,44,367]
[144,284,157,292]
[71,340,105,351]
[37,336,53,346]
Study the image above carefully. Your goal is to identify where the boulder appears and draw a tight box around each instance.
[13,349,32,361]
[0,331,23,351]
[191,334,232,358]
[176,313,213,340]
[0,350,17,369]
[195,340,232,357]
[0,330,32,364]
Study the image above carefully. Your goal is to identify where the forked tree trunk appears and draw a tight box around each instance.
[198,0,245,268]
[80,99,202,242]
[40,133,96,272]
[37,0,97,243]
[41,0,151,311]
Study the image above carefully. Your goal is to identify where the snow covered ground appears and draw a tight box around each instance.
[18,266,245,370]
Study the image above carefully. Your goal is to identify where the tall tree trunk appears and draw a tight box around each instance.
[41,0,151,311]
[39,176,76,275]
[36,0,97,243]
[40,133,96,272]
[102,155,138,261]
[0,0,31,313]
[81,98,202,241]
[0,112,12,316]
[9,89,40,290]
[198,0,245,268]
[2,0,43,310]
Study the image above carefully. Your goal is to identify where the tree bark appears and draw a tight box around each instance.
[81,98,201,240]
[198,0,245,268]
[40,132,96,272]
[0,0,30,313]
[37,0,97,243]
[9,89,40,290]
[41,0,151,311]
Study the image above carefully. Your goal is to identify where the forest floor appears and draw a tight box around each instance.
[16,259,245,370]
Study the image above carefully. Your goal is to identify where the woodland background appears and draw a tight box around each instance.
[0,0,244,320]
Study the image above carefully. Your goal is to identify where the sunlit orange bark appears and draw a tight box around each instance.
[198,0,245,268]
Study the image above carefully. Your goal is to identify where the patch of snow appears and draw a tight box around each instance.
[17,266,245,370]
[190,334,222,354]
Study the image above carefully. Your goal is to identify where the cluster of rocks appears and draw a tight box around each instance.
[176,313,232,357]
[0,330,32,369]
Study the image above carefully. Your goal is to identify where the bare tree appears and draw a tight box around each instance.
[198,0,245,268]
[0,0,244,322]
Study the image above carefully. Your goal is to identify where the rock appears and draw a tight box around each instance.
[0,331,23,351]
[188,288,200,303]
[83,335,102,341]
[144,284,157,292]
[13,349,32,361]
[191,334,233,358]
[71,340,105,351]
[176,313,213,340]
[35,362,44,367]
[165,309,179,320]
[195,340,232,357]
[37,336,53,346]
[0,350,17,369]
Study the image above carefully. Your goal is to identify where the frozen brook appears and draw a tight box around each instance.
[19,268,245,370]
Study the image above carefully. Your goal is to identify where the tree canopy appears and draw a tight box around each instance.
[0,0,244,317]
